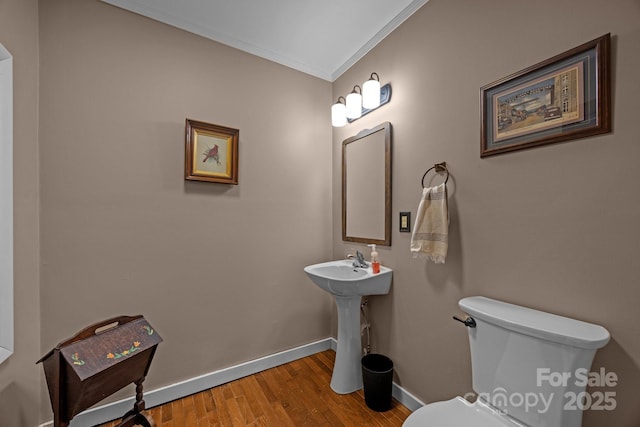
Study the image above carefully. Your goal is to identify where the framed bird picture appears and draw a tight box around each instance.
[184,119,239,184]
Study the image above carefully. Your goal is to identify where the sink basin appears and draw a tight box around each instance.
[303,260,392,297]
[304,259,392,394]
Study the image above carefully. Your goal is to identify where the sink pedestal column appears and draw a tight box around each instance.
[331,295,363,394]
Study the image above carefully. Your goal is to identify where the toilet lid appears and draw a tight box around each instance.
[403,397,522,427]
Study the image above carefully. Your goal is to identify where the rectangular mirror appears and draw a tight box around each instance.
[342,122,391,246]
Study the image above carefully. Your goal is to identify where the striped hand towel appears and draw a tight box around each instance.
[410,183,449,263]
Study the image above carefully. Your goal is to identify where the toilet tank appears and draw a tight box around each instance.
[459,296,610,427]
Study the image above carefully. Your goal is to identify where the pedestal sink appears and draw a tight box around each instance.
[304,259,392,394]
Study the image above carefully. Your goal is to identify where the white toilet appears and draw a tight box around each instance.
[403,296,610,427]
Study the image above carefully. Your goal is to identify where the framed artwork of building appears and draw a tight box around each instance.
[480,33,611,157]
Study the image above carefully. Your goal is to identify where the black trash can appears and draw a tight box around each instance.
[361,353,393,411]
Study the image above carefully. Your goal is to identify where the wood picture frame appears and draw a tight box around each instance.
[480,33,611,157]
[185,119,239,184]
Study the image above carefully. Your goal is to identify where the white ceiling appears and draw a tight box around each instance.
[101,0,429,81]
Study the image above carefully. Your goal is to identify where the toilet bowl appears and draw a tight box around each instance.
[403,296,610,427]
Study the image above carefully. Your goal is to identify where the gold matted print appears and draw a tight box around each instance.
[481,34,611,157]
[185,119,239,184]
[493,63,584,143]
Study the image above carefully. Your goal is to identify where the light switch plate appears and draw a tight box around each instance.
[399,212,411,232]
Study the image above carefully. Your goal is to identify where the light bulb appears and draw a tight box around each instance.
[331,98,347,127]
[362,73,381,109]
[346,86,362,119]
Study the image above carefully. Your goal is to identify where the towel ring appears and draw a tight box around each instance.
[421,162,449,188]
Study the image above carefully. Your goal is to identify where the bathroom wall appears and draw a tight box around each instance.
[3,0,639,425]
[332,0,640,426]
[36,0,333,421]
[0,0,41,426]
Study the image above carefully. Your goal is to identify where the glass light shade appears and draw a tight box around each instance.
[331,102,347,127]
[346,92,362,119]
[362,79,381,109]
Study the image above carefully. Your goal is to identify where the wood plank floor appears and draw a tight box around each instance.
[99,350,412,426]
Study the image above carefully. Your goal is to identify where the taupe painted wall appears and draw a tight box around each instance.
[0,0,41,426]
[36,0,333,422]
[332,0,640,426]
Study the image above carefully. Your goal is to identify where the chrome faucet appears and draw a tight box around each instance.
[348,250,368,268]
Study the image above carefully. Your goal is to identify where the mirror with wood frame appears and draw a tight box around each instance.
[342,122,391,246]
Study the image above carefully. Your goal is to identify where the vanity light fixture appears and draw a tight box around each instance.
[332,72,391,127]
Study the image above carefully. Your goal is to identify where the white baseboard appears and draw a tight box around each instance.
[39,337,422,427]
[392,382,425,412]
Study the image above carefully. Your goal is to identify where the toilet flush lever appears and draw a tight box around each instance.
[453,315,476,328]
